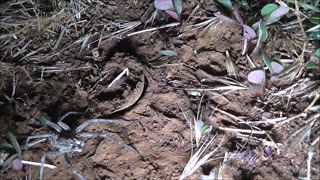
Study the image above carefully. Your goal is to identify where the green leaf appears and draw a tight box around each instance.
[173,0,183,15]
[310,14,320,24]
[259,21,268,42]
[40,116,50,126]
[261,3,278,19]
[216,0,233,12]
[150,57,170,67]
[8,132,22,159]
[262,50,274,74]
[307,28,320,40]
[315,48,320,58]
[265,7,289,25]
[1,143,15,151]
[215,0,233,16]
[201,124,212,134]
[305,61,320,69]
[160,50,178,56]
[252,21,268,54]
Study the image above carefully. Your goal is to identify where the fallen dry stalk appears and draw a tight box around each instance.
[218,127,266,135]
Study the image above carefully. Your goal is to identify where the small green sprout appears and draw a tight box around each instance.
[1,132,23,171]
[305,62,320,70]
[150,49,177,67]
[7,132,22,159]
[201,124,212,134]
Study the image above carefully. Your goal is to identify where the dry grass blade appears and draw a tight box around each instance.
[225,50,238,79]
[185,17,221,31]
[180,98,224,179]
[283,113,319,149]
[180,136,224,180]
[217,152,228,180]
[89,21,141,45]
[185,71,248,94]
[127,22,180,37]
[268,78,319,111]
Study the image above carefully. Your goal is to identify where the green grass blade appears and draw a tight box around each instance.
[262,50,274,74]
[259,21,268,42]
[1,143,15,151]
[310,14,320,24]
[8,132,22,159]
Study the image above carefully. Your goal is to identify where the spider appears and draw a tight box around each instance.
[25,112,138,180]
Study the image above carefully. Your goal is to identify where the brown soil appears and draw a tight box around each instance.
[1,1,319,180]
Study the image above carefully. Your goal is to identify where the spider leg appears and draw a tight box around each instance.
[25,134,55,149]
[39,151,62,180]
[45,121,63,132]
[76,119,134,133]
[58,112,82,131]
[59,112,82,122]
[57,121,71,131]
[64,154,86,180]
[78,132,139,154]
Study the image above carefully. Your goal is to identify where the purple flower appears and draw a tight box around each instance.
[264,146,272,159]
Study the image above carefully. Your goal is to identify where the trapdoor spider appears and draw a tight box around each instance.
[25,112,138,180]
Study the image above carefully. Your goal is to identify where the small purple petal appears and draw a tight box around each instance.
[269,7,289,19]
[243,25,256,40]
[243,32,251,40]
[233,8,244,24]
[270,75,279,82]
[155,0,174,10]
[214,12,235,23]
[266,7,289,24]
[12,158,23,170]
[271,60,284,74]
[230,150,246,158]
[165,10,179,20]
[264,146,272,159]
[245,152,255,166]
[248,69,266,84]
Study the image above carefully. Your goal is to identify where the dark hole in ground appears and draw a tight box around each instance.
[105,39,138,61]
